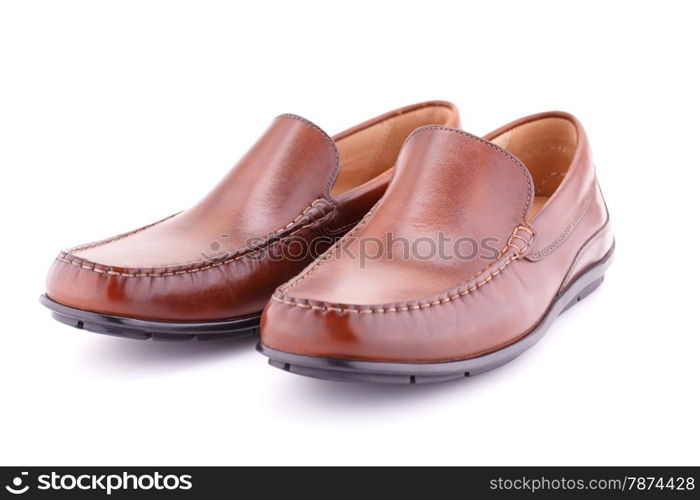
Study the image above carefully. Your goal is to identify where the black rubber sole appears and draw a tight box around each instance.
[257,246,614,383]
[39,295,260,341]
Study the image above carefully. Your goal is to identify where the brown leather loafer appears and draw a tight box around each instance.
[41,101,460,340]
[259,112,614,382]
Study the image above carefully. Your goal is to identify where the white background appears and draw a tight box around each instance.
[1,0,698,466]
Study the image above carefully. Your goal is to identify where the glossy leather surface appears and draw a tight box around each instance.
[46,101,460,320]
[261,112,613,362]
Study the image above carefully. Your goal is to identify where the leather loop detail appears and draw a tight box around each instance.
[500,225,535,259]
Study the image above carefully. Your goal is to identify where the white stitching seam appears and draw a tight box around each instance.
[526,182,596,261]
[274,224,534,314]
[57,198,337,278]
[273,251,520,314]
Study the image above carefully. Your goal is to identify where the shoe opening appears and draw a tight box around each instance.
[331,103,456,196]
[490,115,578,218]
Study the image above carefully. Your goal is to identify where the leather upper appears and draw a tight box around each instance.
[277,128,534,305]
[261,112,613,362]
[46,101,460,320]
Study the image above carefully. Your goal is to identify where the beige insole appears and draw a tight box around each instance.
[335,114,574,222]
[530,196,548,218]
[491,117,577,220]
[332,105,454,196]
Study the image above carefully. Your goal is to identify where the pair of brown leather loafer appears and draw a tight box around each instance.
[41,100,613,383]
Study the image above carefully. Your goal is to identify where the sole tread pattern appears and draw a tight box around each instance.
[40,295,260,341]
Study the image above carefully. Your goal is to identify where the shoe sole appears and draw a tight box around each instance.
[257,244,614,383]
[39,295,260,341]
